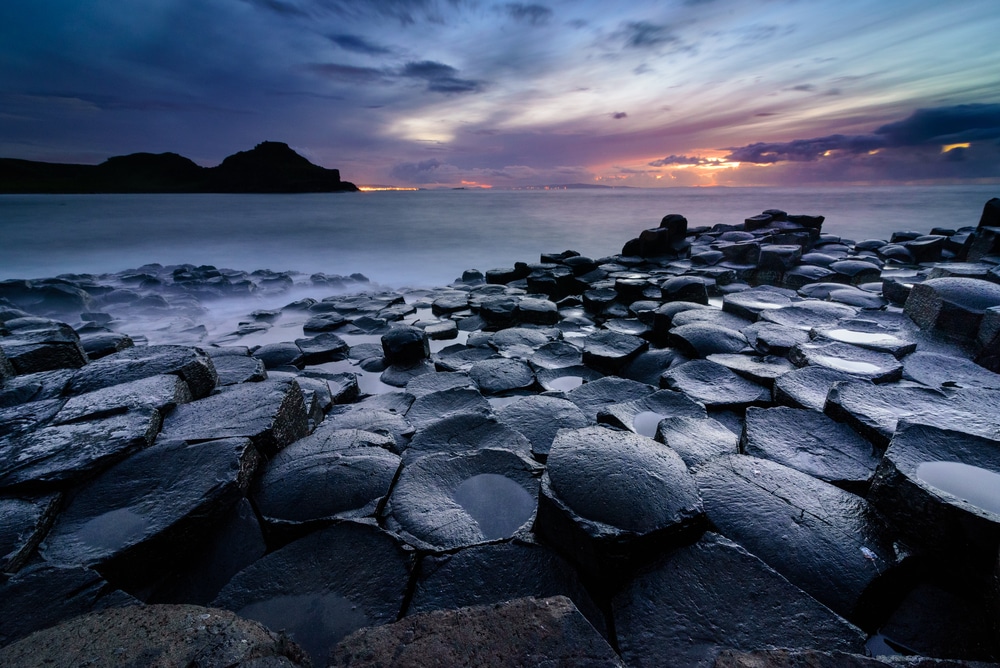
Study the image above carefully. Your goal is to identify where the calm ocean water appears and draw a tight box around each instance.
[1,185,996,288]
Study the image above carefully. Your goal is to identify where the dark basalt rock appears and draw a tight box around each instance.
[516,296,560,325]
[323,408,414,453]
[302,312,347,332]
[868,421,1000,567]
[655,416,738,468]
[670,322,748,357]
[760,300,859,331]
[758,244,803,271]
[618,347,688,386]
[535,425,704,578]
[79,331,134,360]
[905,277,1000,338]
[40,437,259,590]
[381,325,430,365]
[662,359,771,409]
[331,596,623,668]
[404,370,475,396]
[496,395,590,459]
[387,448,543,551]
[830,259,882,285]
[404,411,532,462]
[0,398,63,439]
[54,372,191,423]
[693,454,896,623]
[705,353,796,387]
[294,331,348,365]
[671,307,753,331]
[711,649,910,667]
[69,344,218,399]
[661,276,710,304]
[824,382,1000,449]
[743,320,811,355]
[251,341,303,369]
[431,292,469,315]
[534,364,604,392]
[565,376,655,421]
[741,406,879,491]
[158,378,308,457]
[811,323,916,358]
[380,359,435,387]
[722,287,795,321]
[0,324,88,374]
[529,339,583,369]
[790,340,903,383]
[902,351,1000,390]
[478,294,520,327]
[773,365,863,412]
[468,357,536,394]
[581,329,648,373]
[0,407,161,491]
[612,533,865,668]
[211,352,268,385]
[0,492,61,573]
[213,521,411,664]
[490,326,557,358]
[405,386,491,429]
[597,389,707,437]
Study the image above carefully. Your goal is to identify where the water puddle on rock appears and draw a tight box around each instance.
[823,328,903,346]
[916,461,1000,515]
[75,507,150,553]
[453,473,535,540]
[632,411,664,438]
[238,593,369,664]
[545,376,584,392]
[813,355,881,374]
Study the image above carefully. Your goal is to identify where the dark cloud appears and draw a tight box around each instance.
[875,103,1000,146]
[401,60,482,93]
[621,21,680,49]
[787,84,816,92]
[389,158,443,182]
[649,154,722,167]
[307,62,388,83]
[327,34,391,55]
[503,3,553,25]
[611,112,627,119]
[240,0,309,17]
[724,134,884,163]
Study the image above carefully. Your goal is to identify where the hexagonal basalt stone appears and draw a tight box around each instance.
[905,277,1000,338]
[811,324,916,358]
[581,330,648,374]
[468,357,536,394]
[773,365,862,412]
[381,325,430,365]
[0,493,61,573]
[405,386,491,428]
[387,449,543,551]
[760,300,859,331]
[722,287,795,321]
[496,395,590,459]
[902,351,1000,390]
[662,360,770,409]
[535,426,704,578]
[705,353,796,387]
[404,411,533,462]
[655,416,738,468]
[669,322,748,358]
[565,376,655,421]
[597,389,706,437]
[69,345,217,399]
[789,340,903,383]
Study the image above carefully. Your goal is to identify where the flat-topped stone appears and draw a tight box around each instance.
[655,416,738,468]
[662,360,771,409]
[790,340,903,383]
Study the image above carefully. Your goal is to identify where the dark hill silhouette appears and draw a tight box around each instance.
[0,142,358,193]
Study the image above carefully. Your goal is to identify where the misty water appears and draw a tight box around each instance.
[2,185,995,287]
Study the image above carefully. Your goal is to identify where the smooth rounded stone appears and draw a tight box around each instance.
[405,386,491,429]
[0,407,161,492]
[783,264,838,289]
[692,249,724,266]
[381,325,430,365]
[380,359,435,387]
[0,603,307,667]
[661,276,710,304]
[468,357,536,394]
[388,449,542,551]
[0,493,60,573]
[423,318,459,339]
[705,353,796,387]
[789,341,903,383]
[54,372,192,424]
[878,243,915,263]
[348,342,384,361]
[211,353,267,385]
[323,409,414,452]
[760,300,859,331]
[655,416,738,468]
[825,382,1000,449]
[670,307,754,331]
[68,344,218,399]
[741,407,879,491]
[565,376,656,421]
[582,287,618,313]
[517,297,560,325]
[722,287,795,321]
[431,292,469,315]
[597,389,707,437]
[800,252,841,267]
[302,312,348,332]
[669,322,748,358]
[618,347,688,386]
[613,533,865,667]
[812,324,916,358]
[774,365,862,412]
[529,340,583,369]
[652,301,712,335]
[284,427,397,456]
[294,331,349,365]
[79,331,134,360]
[251,341,303,369]
[743,320,811,355]
[693,454,896,622]
[826,287,888,309]
[905,277,1000,338]
[39,436,257,591]
[604,317,651,338]
[662,360,771,409]
[496,395,590,459]
[404,370,475,397]
[903,351,1000,390]
[253,437,399,528]
[432,343,498,372]
[331,595,623,668]
[536,426,704,577]
[478,294,520,327]
[869,421,1000,566]
[404,411,533,462]
[580,329,648,374]
[830,259,882,285]
[212,521,411,665]
[534,364,604,393]
[158,378,308,457]
[489,326,554,355]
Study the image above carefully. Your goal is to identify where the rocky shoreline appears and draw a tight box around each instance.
[1,199,1000,667]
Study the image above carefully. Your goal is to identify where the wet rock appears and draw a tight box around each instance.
[662,360,771,409]
[387,448,542,551]
[655,416,738,468]
[693,454,896,622]
[469,357,536,394]
[743,320,811,355]
[612,533,865,667]
[40,437,259,589]
[213,521,411,664]
[711,649,897,667]
[723,287,795,321]
[565,376,655,420]
[517,297,560,325]
[331,595,622,668]
[824,382,1000,449]
[70,344,218,399]
[0,493,60,573]
[294,332,349,365]
[432,292,469,315]
[404,370,474,397]
[0,398,63,439]
[670,323,748,357]
[478,295,520,327]
[758,244,803,271]
[760,301,859,331]
[79,331,134,360]
[741,407,879,491]
[302,312,347,332]
[705,353,796,387]
[212,352,268,385]
[597,389,707,437]
[323,408,413,452]
[0,604,308,667]
[404,412,532,462]
[535,426,704,578]
[773,365,862,412]
[581,329,648,373]
[158,378,308,457]
[790,341,903,383]
[534,364,604,392]
[905,277,1000,338]
[0,323,88,374]
[618,347,688,386]
[902,351,1000,390]
[0,408,161,491]
[529,340,583,369]
[380,360,435,387]
[55,372,192,423]
[252,342,303,369]
[496,395,590,459]
[830,259,882,285]
[381,325,430,365]
[405,386,491,428]
[868,421,1000,566]
[423,318,459,339]
[812,324,916,358]
[661,276,710,304]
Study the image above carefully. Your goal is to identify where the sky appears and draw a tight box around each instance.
[2,0,1000,188]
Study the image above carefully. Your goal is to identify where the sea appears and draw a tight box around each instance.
[1,185,996,288]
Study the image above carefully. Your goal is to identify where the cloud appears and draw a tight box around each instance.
[724,134,884,163]
[611,112,627,119]
[327,34,391,55]
[875,103,1000,146]
[648,154,724,167]
[787,84,816,92]
[503,3,553,25]
[620,21,680,49]
[401,60,483,93]
[307,62,388,83]
[390,157,444,182]
[240,0,308,17]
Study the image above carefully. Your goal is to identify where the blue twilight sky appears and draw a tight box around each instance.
[2,0,999,187]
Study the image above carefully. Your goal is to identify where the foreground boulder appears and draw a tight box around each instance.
[68,344,218,399]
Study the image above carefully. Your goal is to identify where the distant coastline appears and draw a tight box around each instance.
[0,141,358,194]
